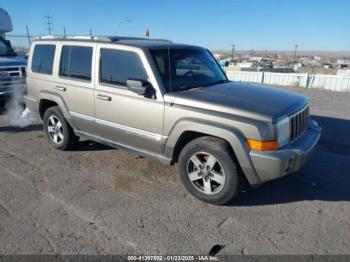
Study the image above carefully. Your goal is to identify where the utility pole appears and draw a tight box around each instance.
[25,25,31,46]
[231,44,235,61]
[293,44,298,64]
[90,28,93,37]
[264,48,267,58]
[63,26,66,37]
[44,13,53,35]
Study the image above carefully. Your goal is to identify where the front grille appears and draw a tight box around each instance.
[0,67,20,72]
[0,77,26,88]
[0,66,26,92]
[290,106,309,141]
[0,66,23,76]
[0,66,25,76]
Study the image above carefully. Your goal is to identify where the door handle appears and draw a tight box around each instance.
[55,85,66,92]
[96,94,112,101]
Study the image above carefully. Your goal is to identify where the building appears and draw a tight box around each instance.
[212,52,225,60]
[337,58,350,65]
[337,69,350,77]
[249,56,264,63]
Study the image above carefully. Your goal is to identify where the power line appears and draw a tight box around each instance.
[6,34,35,38]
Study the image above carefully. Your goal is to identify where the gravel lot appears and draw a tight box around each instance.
[0,86,349,255]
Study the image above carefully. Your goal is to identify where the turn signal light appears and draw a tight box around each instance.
[247,139,279,151]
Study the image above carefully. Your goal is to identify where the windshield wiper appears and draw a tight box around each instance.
[203,79,230,87]
[176,84,202,92]
[174,80,230,92]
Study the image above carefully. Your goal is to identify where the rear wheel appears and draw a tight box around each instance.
[43,106,78,150]
[178,136,242,205]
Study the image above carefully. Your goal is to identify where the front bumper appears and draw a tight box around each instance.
[249,120,321,184]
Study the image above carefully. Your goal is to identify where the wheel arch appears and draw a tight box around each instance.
[165,118,261,186]
[38,91,76,129]
[39,99,58,119]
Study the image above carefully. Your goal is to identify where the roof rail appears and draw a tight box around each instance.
[34,35,55,40]
[34,35,112,42]
[34,35,172,43]
[108,36,172,43]
[68,35,112,42]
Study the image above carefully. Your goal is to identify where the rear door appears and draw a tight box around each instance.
[54,42,96,133]
[93,44,165,154]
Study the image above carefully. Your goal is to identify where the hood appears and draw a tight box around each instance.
[0,56,27,67]
[170,82,308,122]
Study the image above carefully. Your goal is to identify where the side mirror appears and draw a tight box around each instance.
[126,79,155,98]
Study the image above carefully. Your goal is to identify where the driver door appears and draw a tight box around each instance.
[93,44,165,154]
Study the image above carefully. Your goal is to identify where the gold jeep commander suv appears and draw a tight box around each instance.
[24,36,321,205]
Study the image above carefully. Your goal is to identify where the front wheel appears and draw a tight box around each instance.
[178,136,242,205]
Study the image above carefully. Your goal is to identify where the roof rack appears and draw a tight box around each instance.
[108,36,172,43]
[34,35,112,42]
[34,35,172,43]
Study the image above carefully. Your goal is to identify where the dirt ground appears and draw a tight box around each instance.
[0,86,349,255]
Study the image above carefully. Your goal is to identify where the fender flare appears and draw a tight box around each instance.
[165,118,261,185]
[38,91,77,129]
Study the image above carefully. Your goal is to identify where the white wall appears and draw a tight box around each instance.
[226,71,350,92]
[308,74,350,92]
[227,71,263,83]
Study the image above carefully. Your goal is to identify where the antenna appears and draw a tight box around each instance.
[44,13,53,35]
[145,28,150,37]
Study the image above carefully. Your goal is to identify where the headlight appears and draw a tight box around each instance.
[277,117,290,147]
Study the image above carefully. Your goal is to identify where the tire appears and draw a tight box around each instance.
[43,106,79,150]
[178,136,242,205]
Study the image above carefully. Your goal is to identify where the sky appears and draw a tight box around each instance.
[2,0,350,51]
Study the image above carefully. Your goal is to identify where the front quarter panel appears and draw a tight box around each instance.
[165,117,262,185]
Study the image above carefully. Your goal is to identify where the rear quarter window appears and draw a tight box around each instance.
[31,44,56,75]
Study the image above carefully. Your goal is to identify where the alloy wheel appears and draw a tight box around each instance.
[186,152,226,195]
[47,115,64,144]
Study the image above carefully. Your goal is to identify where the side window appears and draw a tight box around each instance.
[31,45,56,75]
[100,49,148,87]
[59,46,92,81]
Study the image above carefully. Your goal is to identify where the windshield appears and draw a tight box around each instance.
[0,37,16,56]
[150,48,228,93]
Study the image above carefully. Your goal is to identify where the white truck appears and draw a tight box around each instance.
[0,8,26,102]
